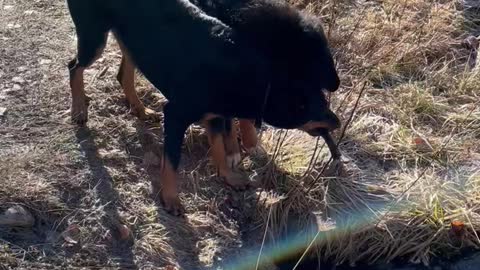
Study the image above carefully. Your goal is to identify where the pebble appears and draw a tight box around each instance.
[0,205,35,227]
[6,23,21,29]
[39,59,52,65]
[118,224,131,240]
[11,77,25,84]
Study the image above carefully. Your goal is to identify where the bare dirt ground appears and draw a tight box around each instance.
[1,0,480,269]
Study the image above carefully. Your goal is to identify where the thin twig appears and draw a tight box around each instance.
[305,81,368,194]
[375,100,480,226]
[292,230,321,270]
[255,205,273,270]
[337,81,368,145]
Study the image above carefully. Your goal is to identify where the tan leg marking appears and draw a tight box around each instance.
[159,156,184,216]
[223,119,241,169]
[117,45,159,120]
[239,119,258,154]
[204,118,248,190]
[70,65,89,124]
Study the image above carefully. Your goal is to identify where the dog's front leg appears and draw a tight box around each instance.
[205,117,248,190]
[158,104,190,216]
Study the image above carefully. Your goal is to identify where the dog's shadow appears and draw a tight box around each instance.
[75,127,137,268]
[111,117,385,270]
[133,120,205,269]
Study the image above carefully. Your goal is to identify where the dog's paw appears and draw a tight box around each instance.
[134,106,161,121]
[71,98,89,125]
[226,153,242,169]
[223,170,249,191]
[161,191,184,216]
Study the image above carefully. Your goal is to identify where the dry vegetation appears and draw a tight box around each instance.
[0,0,479,269]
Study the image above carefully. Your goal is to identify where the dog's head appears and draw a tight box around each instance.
[234,0,340,133]
[233,0,340,92]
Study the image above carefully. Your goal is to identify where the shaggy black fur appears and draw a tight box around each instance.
[66,0,340,213]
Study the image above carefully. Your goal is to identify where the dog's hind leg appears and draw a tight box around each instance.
[68,58,88,125]
[239,119,259,154]
[68,30,108,124]
[116,43,160,121]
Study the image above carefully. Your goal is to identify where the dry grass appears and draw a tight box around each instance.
[0,0,479,269]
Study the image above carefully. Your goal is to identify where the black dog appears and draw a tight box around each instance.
[66,0,341,215]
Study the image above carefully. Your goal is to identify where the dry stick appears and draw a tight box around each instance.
[336,81,368,145]
[293,3,438,266]
[463,209,480,245]
[335,85,356,113]
[299,4,379,182]
[301,137,321,179]
[272,130,289,161]
[292,230,322,270]
[256,205,273,270]
[305,81,368,194]
[344,7,367,43]
[262,129,287,169]
[301,72,366,184]
[314,22,427,168]
[327,0,338,40]
[255,130,289,210]
[375,100,480,227]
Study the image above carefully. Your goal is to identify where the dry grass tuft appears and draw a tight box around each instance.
[250,0,480,267]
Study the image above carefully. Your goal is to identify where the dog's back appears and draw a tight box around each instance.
[66,0,255,100]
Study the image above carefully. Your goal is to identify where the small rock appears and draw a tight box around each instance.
[62,224,81,244]
[12,77,25,84]
[39,59,52,65]
[6,23,21,29]
[3,5,14,10]
[24,10,35,15]
[463,36,479,51]
[118,224,131,240]
[0,205,35,227]
[0,107,6,116]
[98,149,127,160]
[463,36,480,70]
[12,84,22,91]
[17,66,28,72]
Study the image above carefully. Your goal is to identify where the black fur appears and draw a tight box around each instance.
[66,0,340,179]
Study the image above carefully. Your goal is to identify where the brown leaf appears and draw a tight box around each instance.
[412,136,433,152]
[451,220,465,237]
[62,224,81,244]
[118,224,131,240]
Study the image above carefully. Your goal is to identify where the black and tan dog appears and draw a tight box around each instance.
[66,0,341,215]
